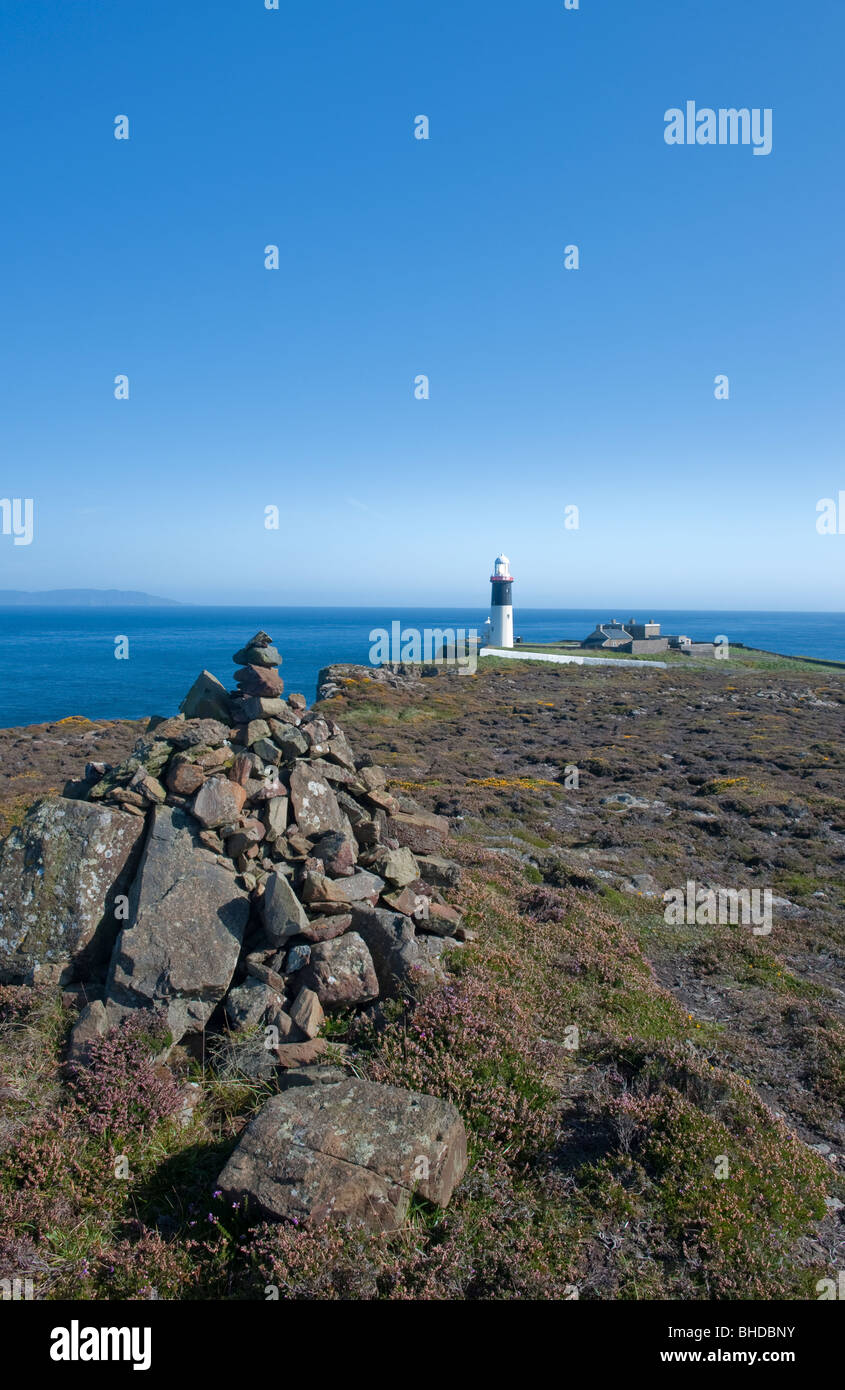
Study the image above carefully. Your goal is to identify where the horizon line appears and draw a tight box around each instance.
[0,601,843,617]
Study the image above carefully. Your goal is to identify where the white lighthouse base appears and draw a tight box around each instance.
[490,606,513,648]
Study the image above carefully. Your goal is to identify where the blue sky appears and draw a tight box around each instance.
[0,0,843,609]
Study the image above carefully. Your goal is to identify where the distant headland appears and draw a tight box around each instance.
[0,589,180,607]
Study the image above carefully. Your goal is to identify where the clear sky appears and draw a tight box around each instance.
[1,0,843,609]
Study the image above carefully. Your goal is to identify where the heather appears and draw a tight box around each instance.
[1,658,843,1300]
[0,849,835,1300]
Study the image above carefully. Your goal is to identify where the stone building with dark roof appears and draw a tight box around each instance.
[581,619,635,649]
[581,618,713,658]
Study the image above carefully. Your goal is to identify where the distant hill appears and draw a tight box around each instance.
[0,590,180,607]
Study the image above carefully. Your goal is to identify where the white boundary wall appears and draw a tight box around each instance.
[479,647,668,670]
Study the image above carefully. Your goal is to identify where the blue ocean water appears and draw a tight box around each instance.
[0,606,842,729]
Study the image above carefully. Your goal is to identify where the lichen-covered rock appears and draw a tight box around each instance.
[224,977,285,1030]
[148,716,230,749]
[217,1077,468,1231]
[87,739,172,802]
[288,764,344,837]
[299,932,379,1009]
[0,797,145,980]
[103,807,249,1043]
[369,845,419,888]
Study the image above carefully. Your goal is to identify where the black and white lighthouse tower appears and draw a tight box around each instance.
[487,552,514,648]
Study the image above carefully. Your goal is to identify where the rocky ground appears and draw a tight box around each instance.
[0,717,146,838]
[318,656,845,1155]
[0,646,842,1300]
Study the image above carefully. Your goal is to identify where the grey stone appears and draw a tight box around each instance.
[359,765,387,791]
[245,957,287,992]
[103,807,249,1044]
[325,735,357,771]
[217,1077,468,1230]
[148,717,230,750]
[417,935,463,961]
[272,725,309,761]
[299,868,383,910]
[233,643,282,669]
[311,830,357,877]
[243,720,270,746]
[600,792,651,811]
[285,943,312,974]
[130,770,167,804]
[224,977,285,1031]
[622,873,660,897]
[251,738,281,766]
[336,792,370,828]
[239,697,290,721]
[289,764,344,837]
[0,798,145,980]
[66,999,110,1066]
[332,869,385,903]
[276,1064,346,1091]
[262,871,310,945]
[288,986,324,1039]
[417,855,463,889]
[179,670,233,724]
[370,846,419,888]
[263,796,289,842]
[349,907,428,996]
[299,932,379,1009]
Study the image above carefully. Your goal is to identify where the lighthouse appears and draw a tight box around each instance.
[488,552,514,648]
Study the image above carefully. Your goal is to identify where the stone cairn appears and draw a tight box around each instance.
[0,633,469,1229]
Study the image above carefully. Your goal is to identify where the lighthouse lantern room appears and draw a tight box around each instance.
[488,552,514,648]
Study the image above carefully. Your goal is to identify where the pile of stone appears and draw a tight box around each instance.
[0,634,469,1228]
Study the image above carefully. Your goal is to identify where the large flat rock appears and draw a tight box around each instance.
[386,811,450,854]
[0,797,146,980]
[217,1076,467,1230]
[103,806,249,1042]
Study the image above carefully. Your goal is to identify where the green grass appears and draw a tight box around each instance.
[487,643,844,674]
[0,849,834,1303]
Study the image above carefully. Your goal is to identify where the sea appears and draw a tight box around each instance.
[0,607,842,730]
